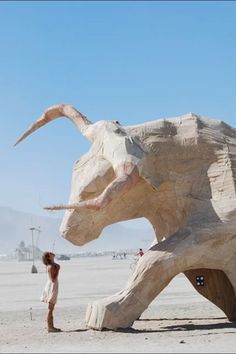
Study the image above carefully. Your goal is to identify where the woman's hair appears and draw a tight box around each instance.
[42,251,52,266]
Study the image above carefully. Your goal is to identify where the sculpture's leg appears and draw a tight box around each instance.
[85,247,177,330]
[184,269,236,321]
[85,226,236,330]
[86,231,192,330]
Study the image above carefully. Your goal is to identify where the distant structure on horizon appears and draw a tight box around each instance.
[15,241,43,262]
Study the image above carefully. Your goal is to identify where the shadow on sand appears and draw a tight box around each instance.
[57,318,236,334]
[63,328,89,333]
[114,317,236,334]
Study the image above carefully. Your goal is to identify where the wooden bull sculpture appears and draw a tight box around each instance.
[15,104,236,330]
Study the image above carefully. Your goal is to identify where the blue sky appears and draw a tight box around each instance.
[1,1,236,224]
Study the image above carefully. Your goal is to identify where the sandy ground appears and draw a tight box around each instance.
[0,256,236,353]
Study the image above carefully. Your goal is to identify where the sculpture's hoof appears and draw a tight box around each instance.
[85,294,144,330]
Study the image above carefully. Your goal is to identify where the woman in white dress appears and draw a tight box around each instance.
[41,252,61,332]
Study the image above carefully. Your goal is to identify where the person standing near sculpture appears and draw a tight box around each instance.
[41,251,61,333]
[137,248,144,257]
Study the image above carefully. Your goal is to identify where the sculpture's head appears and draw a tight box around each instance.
[15,104,149,246]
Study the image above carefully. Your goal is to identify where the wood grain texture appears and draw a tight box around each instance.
[185,269,236,321]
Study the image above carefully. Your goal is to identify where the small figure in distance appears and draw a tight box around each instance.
[41,251,61,333]
[137,248,144,257]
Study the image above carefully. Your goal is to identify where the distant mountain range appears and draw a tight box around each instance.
[0,206,155,255]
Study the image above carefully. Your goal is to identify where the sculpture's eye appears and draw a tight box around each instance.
[114,127,125,136]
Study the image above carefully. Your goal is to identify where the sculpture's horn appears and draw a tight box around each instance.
[44,203,82,211]
[14,104,92,146]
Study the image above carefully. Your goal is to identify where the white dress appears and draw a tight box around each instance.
[40,266,59,305]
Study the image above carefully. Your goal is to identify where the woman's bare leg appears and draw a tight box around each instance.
[47,303,61,332]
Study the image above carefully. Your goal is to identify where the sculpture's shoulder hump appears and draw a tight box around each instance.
[125,112,236,145]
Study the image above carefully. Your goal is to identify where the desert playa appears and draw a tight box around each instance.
[0,255,236,353]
